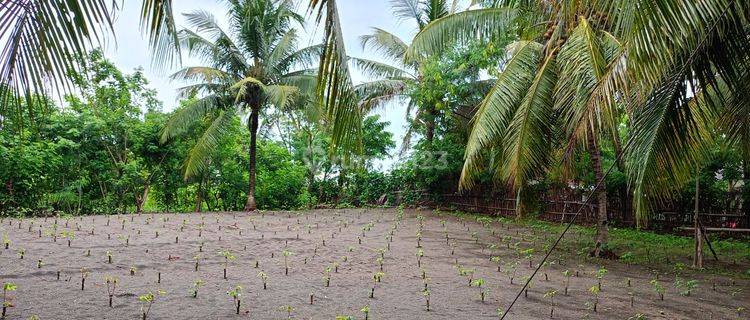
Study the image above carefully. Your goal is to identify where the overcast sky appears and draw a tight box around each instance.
[103,0,427,171]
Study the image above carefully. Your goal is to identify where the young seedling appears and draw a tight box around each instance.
[361,305,370,320]
[323,267,332,287]
[562,270,572,295]
[422,288,431,311]
[595,267,608,291]
[218,250,236,280]
[675,278,699,296]
[189,279,204,298]
[139,290,166,320]
[106,276,119,308]
[491,256,501,272]
[504,261,519,285]
[16,248,24,259]
[257,271,268,290]
[589,285,600,312]
[227,285,242,315]
[3,234,10,249]
[2,283,17,319]
[130,266,137,276]
[416,249,424,267]
[471,278,487,302]
[457,266,475,286]
[282,249,294,275]
[80,268,89,290]
[650,279,665,301]
[280,305,294,319]
[544,289,557,318]
[521,248,534,268]
[106,251,113,264]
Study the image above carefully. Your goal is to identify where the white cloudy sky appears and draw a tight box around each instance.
[103,0,434,171]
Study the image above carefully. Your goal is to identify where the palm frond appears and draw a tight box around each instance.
[263,84,300,110]
[309,0,363,157]
[0,0,115,123]
[170,66,232,84]
[408,7,516,59]
[140,0,180,68]
[160,95,223,143]
[501,51,557,188]
[626,73,718,228]
[359,27,410,63]
[390,0,424,27]
[355,79,408,112]
[349,57,410,79]
[183,108,236,179]
[460,41,542,190]
[555,19,625,163]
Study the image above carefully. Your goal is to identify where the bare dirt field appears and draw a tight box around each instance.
[0,208,747,319]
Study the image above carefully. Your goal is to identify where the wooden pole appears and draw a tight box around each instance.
[693,167,703,269]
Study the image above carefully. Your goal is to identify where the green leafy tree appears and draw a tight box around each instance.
[160,0,321,211]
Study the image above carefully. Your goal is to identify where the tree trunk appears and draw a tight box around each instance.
[195,181,203,213]
[588,131,608,257]
[743,157,750,229]
[135,185,150,214]
[244,106,259,211]
[693,168,703,268]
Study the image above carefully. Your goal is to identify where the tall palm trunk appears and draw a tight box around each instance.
[244,106,259,211]
[743,155,750,228]
[588,130,608,257]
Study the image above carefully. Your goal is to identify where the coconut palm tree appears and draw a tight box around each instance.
[351,0,460,147]
[160,0,320,211]
[409,0,750,253]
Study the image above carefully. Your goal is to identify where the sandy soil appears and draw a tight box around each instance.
[0,208,746,319]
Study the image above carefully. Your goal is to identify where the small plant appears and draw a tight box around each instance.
[521,248,534,268]
[282,249,294,275]
[457,266,475,286]
[422,287,431,311]
[16,248,24,259]
[139,290,166,320]
[491,256,501,271]
[650,279,665,301]
[323,266,332,287]
[105,276,118,308]
[504,261,519,284]
[106,251,113,264]
[2,283,17,319]
[227,285,242,315]
[130,265,137,276]
[80,268,89,291]
[675,278,698,296]
[588,285,600,312]
[471,278,487,302]
[280,305,294,319]
[595,267,608,291]
[416,249,424,267]
[190,279,204,298]
[562,270,572,295]
[218,250,236,280]
[544,289,557,318]
[361,305,370,320]
[3,234,10,249]
[257,271,268,289]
